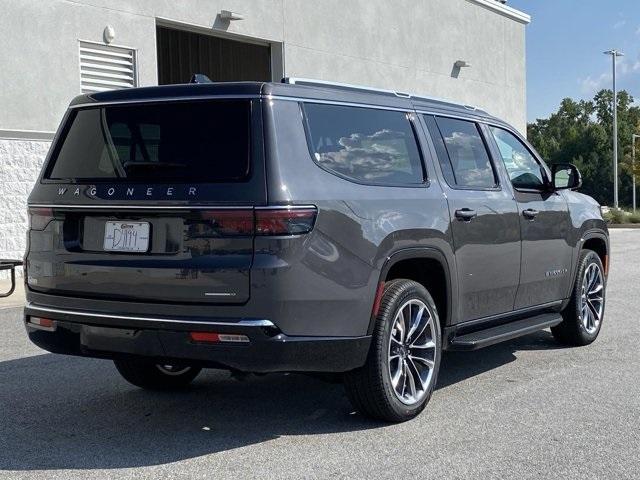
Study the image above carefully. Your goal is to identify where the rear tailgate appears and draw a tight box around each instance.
[26,98,266,304]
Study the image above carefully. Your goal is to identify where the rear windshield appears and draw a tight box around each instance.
[46,100,250,183]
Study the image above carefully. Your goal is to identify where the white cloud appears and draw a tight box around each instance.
[614,19,627,29]
[580,72,612,94]
[579,57,640,95]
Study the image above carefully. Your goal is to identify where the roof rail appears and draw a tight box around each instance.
[281,77,482,112]
[282,77,410,99]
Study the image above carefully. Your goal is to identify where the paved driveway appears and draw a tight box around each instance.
[1,230,638,479]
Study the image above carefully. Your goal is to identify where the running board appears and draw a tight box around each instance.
[447,313,563,351]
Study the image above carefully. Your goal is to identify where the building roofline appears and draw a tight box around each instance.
[466,0,531,24]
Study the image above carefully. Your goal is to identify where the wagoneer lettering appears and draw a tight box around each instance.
[23,79,609,422]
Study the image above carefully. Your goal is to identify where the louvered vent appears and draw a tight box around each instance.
[79,41,136,93]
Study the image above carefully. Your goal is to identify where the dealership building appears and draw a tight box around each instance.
[0,0,530,268]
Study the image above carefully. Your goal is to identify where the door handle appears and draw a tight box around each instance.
[455,208,477,221]
[523,208,539,220]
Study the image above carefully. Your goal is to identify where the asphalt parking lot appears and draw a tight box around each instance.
[1,229,639,479]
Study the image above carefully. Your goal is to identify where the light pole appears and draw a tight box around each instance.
[604,49,624,209]
[633,134,639,212]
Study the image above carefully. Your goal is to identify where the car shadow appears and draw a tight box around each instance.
[0,330,563,471]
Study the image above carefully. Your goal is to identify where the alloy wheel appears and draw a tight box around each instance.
[388,299,437,405]
[580,262,604,334]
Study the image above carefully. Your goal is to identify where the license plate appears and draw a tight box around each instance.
[103,221,150,252]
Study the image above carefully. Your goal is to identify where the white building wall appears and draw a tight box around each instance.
[0,137,50,276]
[0,0,529,270]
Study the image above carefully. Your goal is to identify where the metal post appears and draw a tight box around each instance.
[604,49,624,209]
[633,134,639,212]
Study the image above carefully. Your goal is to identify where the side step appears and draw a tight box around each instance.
[447,313,563,351]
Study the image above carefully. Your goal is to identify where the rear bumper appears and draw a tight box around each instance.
[24,303,371,373]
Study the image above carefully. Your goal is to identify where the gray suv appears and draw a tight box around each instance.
[24,79,609,422]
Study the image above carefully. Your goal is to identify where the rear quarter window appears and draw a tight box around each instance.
[46,100,251,183]
[302,103,425,186]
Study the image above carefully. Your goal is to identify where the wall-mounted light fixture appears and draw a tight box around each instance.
[103,25,115,44]
[454,60,471,68]
[219,10,245,21]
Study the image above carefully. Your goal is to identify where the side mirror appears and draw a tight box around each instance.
[552,163,582,190]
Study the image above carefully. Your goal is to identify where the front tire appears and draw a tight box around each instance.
[552,249,606,346]
[344,279,442,422]
[114,359,202,390]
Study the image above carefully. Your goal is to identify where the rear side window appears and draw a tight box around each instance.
[303,103,424,185]
[426,116,497,189]
[46,100,250,183]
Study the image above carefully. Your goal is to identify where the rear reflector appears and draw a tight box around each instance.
[28,316,56,331]
[190,332,250,343]
[28,207,54,231]
[255,208,317,236]
[372,282,386,317]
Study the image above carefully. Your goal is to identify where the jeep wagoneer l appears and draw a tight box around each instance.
[24,79,609,421]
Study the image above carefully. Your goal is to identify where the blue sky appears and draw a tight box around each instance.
[508,0,640,122]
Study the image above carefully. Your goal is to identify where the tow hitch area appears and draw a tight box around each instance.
[0,259,22,298]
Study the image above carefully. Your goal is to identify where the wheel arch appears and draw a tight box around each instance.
[368,247,455,335]
[581,229,609,276]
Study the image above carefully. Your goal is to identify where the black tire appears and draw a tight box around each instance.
[114,359,202,390]
[552,249,606,346]
[343,279,442,422]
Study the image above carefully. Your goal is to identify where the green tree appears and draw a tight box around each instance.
[527,89,640,207]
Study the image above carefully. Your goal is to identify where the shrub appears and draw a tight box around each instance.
[604,209,627,224]
[628,212,640,224]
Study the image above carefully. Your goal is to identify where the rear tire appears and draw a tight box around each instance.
[344,279,442,422]
[552,249,606,346]
[114,359,202,390]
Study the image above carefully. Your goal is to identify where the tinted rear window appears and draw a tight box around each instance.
[46,100,250,183]
[303,103,424,185]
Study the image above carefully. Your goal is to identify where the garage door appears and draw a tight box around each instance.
[157,26,271,84]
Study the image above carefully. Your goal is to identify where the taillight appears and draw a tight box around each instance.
[255,207,317,236]
[28,207,54,231]
[199,209,254,236]
[197,206,317,237]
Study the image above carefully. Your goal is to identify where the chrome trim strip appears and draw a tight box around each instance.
[69,94,260,109]
[29,204,317,211]
[28,204,255,210]
[25,303,276,328]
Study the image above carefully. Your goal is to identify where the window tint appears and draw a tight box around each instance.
[433,117,497,189]
[46,101,250,183]
[303,103,424,185]
[489,127,545,190]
